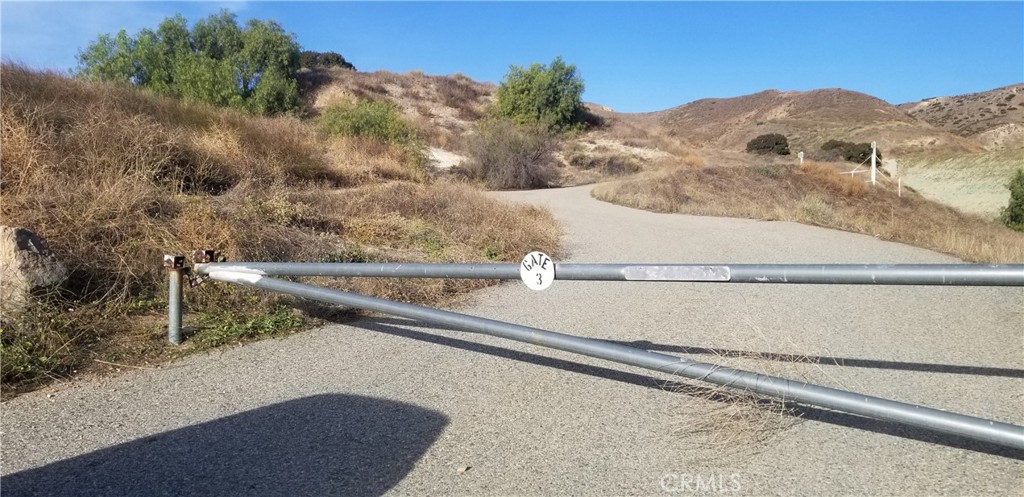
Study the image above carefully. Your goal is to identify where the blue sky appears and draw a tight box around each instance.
[2,1,1022,112]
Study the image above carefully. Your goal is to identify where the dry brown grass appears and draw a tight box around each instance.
[664,315,858,462]
[799,161,867,197]
[681,152,706,168]
[0,65,560,392]
[593,162,1024,263]
[564,147,642,176]
[434,76,486,120]
[554,135,692,187]
[600,117,698,160]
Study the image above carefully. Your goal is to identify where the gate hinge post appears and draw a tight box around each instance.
[163,254,185,345]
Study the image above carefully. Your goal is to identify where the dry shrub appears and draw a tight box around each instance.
[795,193,835,224]
[411,113,457,150]
[415,104,433,117]
[0,65,353,299]
[462,119,559,189]
[565,149,642,176]
[605,120,651,143]
[681,152,706,168]
[435,75,486,117]
[663,319,851,462]
[0,65,560,391]
[358,82,388,95]
[594,163,1024,263]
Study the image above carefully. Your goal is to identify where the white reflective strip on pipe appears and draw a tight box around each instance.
[623,265,731,281]
[195,264,269,276]
[208,271,264,284]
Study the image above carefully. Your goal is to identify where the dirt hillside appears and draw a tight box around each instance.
[302,69,1022,213]
[899,84,1024,150]
[628,89,983,157]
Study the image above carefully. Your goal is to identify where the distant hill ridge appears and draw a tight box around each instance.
[305,68,1020,156]
[899,84,1024,150]
[628,87,990,156]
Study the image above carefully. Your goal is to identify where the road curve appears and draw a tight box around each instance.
[2,185,1022,496]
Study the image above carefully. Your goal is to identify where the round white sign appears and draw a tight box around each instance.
[520,251,554,291]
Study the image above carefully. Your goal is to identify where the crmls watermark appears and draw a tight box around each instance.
[660,472,742,494]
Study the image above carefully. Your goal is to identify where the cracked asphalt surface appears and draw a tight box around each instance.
[2,185,1022,496]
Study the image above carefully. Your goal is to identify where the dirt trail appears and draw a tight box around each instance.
[2,185,1022,496]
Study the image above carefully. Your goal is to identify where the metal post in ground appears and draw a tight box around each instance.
[870,141,877,186]
[164,255,185,345]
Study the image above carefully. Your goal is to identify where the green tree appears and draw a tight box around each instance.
[191,11,243,61]
[746,134,791,155]
[821,140,883,164]
[76,30,137,82]
[299,50,355,70]
[75,10,302,114]
[1000,168,1024,232]
[495,56,585,133]
[171,52,239,107]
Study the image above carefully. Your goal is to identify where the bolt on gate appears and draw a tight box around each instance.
[166,250,1024,451]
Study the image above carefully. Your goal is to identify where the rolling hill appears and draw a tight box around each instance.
[627,88,985,157]
[301,68,1021,213]
[899,84,1024,150]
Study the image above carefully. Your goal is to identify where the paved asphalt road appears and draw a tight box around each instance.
[2,185,1022,496]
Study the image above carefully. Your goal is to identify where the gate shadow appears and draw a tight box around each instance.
[605,339,1024,378]
[347,317,1023,460]
[2,394,447,497]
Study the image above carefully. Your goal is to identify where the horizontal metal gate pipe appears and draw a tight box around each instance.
[196,262,521,279]
[196,262,1024,286]
[726,264,1024,286]
[207,269,1024,450]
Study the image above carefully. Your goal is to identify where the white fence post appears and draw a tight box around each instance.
[870,141,877,186]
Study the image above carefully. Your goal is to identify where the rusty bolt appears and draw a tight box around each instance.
[163,254,185,269]
[191,249,218,264]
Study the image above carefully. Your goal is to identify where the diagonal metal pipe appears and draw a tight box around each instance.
[206,269,1024,450]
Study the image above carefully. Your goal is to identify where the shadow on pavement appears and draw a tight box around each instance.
[351,317,1023,460]
[608,339,1024,379]
[2,394,447,497]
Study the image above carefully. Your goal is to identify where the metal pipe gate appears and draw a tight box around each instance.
[172,252,1024,450]
[193,261,1024,286]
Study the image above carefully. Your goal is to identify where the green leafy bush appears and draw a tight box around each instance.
[821,140,883,164]
[300,50,355,71]
[1000,168,1024,231]
[495,56,585,133]
[318,99,426,171]
[318,99,417,145]
[746,134,790,155]
[462,118,558,189]
[76,10,302,114]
